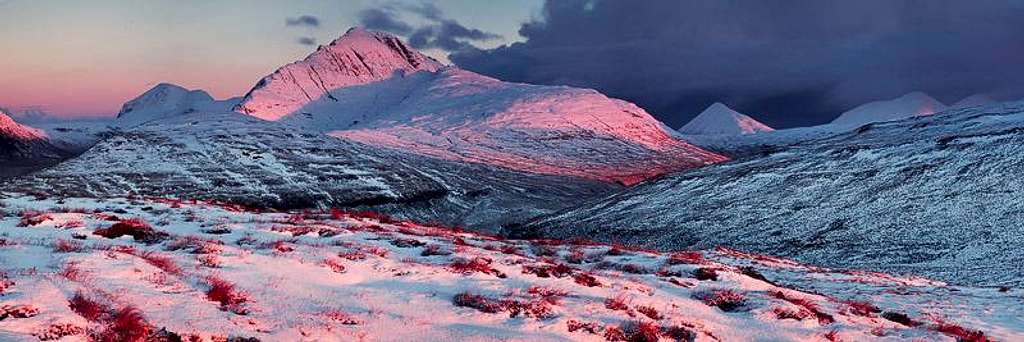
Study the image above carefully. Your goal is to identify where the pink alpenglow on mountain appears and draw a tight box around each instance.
[117,83,239,126]
[0,110,45,141]
[830,91,947,127]
[235,27,444,121]
[677,102,774,135]
[235,28,726,185]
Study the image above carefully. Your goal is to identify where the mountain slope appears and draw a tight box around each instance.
[117,83,239,126]
[2,110,615,231]
[510,101,1024,286]
[830,92,947,127]
[0,110,67,177]
[677,102,774,135]
[952,94,997,109]
[0,195,1014,341]
[235,28,725,185]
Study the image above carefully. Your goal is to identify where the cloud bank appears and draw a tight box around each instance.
[450,0,1024,128]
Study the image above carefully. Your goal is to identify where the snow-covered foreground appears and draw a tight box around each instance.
[0,196,1014,341]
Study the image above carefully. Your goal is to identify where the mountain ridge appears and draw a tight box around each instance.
[234,27,726,185]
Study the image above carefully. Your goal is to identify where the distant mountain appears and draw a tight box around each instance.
[677,102,774,135]
[117,83,239,126]
[951,94,997,109]
[510,101,1024,286]
[830,92,947,127]
[235,27,725,185]
[4,111,616,231]
[0,109,67,177]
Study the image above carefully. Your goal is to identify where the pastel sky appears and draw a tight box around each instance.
[0,0,540,117]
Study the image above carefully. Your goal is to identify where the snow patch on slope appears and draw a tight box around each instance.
[678,102,774,135]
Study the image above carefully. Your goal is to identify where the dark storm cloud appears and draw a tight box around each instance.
[450,0,1024,128]
[285,15,320,28]
[357,3,501,52]
[359,8,413,35]
[296,37,317,46]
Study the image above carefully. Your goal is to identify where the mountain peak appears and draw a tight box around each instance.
[678,102,774,135]
[116,83,232,125]
[235,27,444,121]
[0,109,43,140]
[831,91,947,127]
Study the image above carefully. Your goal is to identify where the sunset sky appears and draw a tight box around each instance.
[1,0,1021,127]
[0,0,538,117]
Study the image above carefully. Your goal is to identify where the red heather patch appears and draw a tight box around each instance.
[452,292,502,313]
[843,299,880,316]
[0,276,13,295]
[18,210,50,227]
[620,320,661,342]
[323,310,361,325]
[663,325,697,341]
[574,272,602,287]
[93,218,166,243]
[694,289,747,312]
[96,306,151,342]
[522,263,575,278]
[451,292,554,320]
[205,276,249,315]
[666,251,704,265]
[448,257,506,278]
[52,239,84,253]
[421,244,453,257]
[32,322,86,341]
[198,254,222,268]
[692,267,719,281]
[526,286,569,305]
[59,262,85,281]
[604,294,630,312]
[636,305,662,320]
[137,251,182,276]
[338,251,368,261]
[270,240,295,253]
[0,304,39,319]
[603,326,626,341]
[769,290,834,325]
[932,320,989,342]
[69,292,107,322]
[322,258,346,273]
[566,319,602,334]
[772,306,813,321]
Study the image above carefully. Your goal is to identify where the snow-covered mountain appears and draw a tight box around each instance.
[3,110,616,231]
[235,28,725,185]
[951,94,997,109]
[117,83,239,126]
[0,110,67,177]
[830,92,947,127]
[677,102,774,135]
[510,101,1024,286]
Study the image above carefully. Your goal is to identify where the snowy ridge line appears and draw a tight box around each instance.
[0,195,1011,341]
[234,27,727,185]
